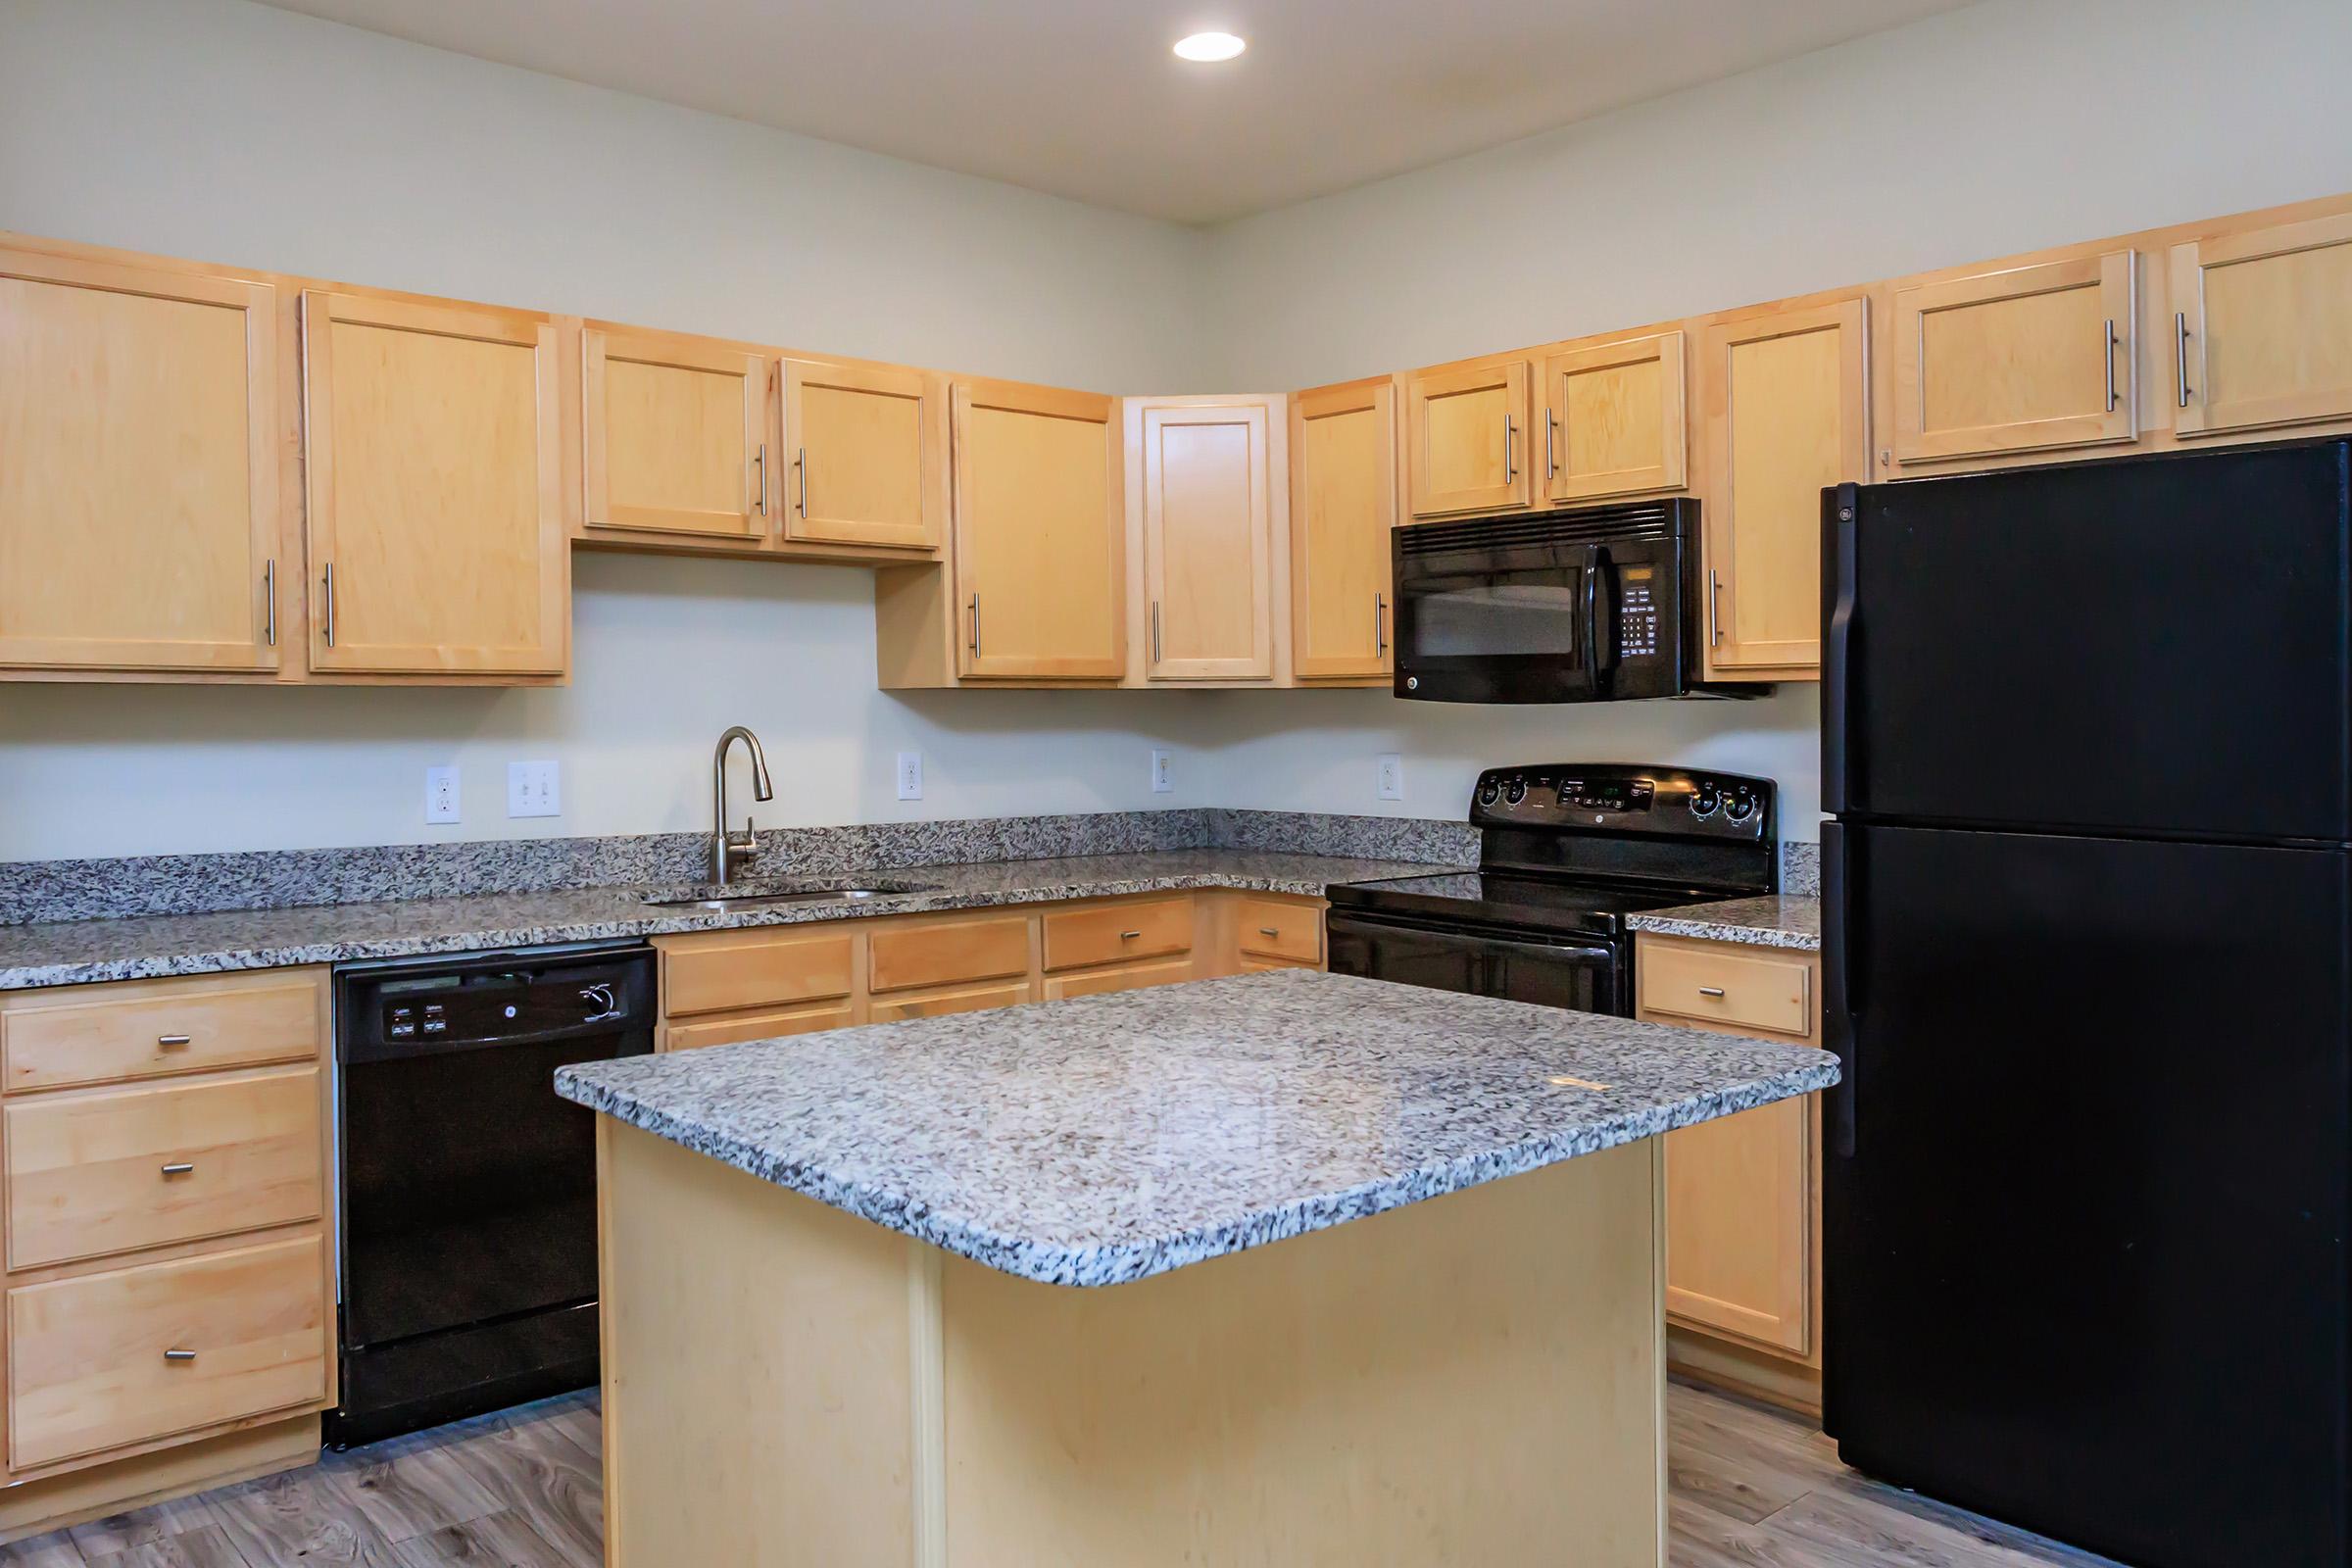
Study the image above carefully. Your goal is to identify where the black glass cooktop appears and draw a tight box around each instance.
[1325,870,1717,938]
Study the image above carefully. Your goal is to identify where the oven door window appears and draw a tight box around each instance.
[1327,915,1621,1015]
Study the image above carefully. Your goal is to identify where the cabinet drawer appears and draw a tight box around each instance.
[662,1003,855,1053]
[1638,944,1811,1038]
[6,1066,322,1271]
[662,930,856,1018]
[1042,898,1192,973]
[2,972,323,1094]
[870,980,1031,1023]
[868,915,1030,994]
[1240,956,1317,974]
[1235,899,1321,963]
[1043,957,1194,1001]
[9,1234,328,1471]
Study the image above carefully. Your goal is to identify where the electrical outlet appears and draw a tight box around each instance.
[1376,754,1404,802]
[424,765,461,824]
[1151,749,1173,794]
[896,751,923,802]
[508,760,561,818]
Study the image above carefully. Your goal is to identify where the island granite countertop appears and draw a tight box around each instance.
[1626,895,1821,952]
[556,968,1838,1288]
[0,850,1462,991]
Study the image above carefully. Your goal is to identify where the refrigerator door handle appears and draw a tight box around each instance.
[1822,822,1860,1158]
[1822,483,1861,816]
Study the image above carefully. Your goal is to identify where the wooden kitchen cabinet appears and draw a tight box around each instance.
[1635,933,1824,1413]
[302,291,569,677]
[0,247,283,675]
[1890,250,2138,466]
[782,359,943,552]
[1290,377,1396,681]
[1405,358,1533,517]
[2169,210,2352,438]
[582,325,771,544]
[1696,297,1868,680]
[952,378,1123,680]
[1541,329,1688,503]
[1128,395,1281,682]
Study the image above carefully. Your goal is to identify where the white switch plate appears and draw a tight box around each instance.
[897,751,923,801]
[1376,754,1404,802]
[424,765,461,824]
[1150,749,1173,794]
[508,760,561,818]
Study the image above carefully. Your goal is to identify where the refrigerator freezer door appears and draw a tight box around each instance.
[1825,439,2352,842]
[1823,821,2351,1568]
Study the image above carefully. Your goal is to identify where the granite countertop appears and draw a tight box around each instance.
[555,968,1838,1288]
[0,851,1465,991]
[1626,895,1821,952]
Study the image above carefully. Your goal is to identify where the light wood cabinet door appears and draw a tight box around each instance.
[1891,251,2137,465]
[1405,360,1532,517]
[1698,299,1867,680]
[782,360,941,551]
[1043,958,1194,1001]
[1290,378,1396,679]
[583,327,770,541]
[302,291,568,676]
[952,379,1122,680]
[0,249,281,673]
[870,980,1032,1023]
[2170,211,2352,437]
[1542,330,1688,502]
[662,1003,855,1053]
[1137,398,1276,681]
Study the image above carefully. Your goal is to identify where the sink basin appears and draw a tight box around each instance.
[639,879,937,911]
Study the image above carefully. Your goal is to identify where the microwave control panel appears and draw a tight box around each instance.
[1616,565,1662,660]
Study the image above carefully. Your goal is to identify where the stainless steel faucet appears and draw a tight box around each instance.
[710,726,774,884]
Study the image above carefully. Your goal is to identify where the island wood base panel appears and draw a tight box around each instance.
[596,1120,1668,1567]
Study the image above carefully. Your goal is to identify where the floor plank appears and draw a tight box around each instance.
[83,1525,253,1568]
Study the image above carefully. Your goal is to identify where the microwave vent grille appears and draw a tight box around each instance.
[1396,503,1681,558]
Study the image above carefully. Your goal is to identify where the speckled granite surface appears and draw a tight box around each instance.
[1627,896,1822,952]
[1780,842,1821,898]
[0,851,1462,991]
[555,968,1838,1288]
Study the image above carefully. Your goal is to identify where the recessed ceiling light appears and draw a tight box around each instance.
[1173,31,1247,63]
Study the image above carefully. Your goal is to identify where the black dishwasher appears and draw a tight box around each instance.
[327,943,655,1447]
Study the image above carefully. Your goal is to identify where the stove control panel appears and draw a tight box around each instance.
[1468,763,1775,844]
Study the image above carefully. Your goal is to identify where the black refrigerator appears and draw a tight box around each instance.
[1822,437,2352,1568]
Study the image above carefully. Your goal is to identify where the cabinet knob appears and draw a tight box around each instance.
[157,1034,192,1048]
[1697,986,1726,999]
[163,1348,197,1363]
[1120,930,1142,940]
[1258,926,1281,937]
[161,1161,196,1177]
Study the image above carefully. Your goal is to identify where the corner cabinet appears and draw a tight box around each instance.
[781,359,944,552]
[1696,298,1868,680]
[1405,358,1533,517]
[1290,377,1397,682]
[951,379,1123,681]
[0,248,284,676]
[301,292,569,678]
[581,325,772,544]
[1127,395,1284,683]
[1540,329,1688,503]
[2169,210,2352,438]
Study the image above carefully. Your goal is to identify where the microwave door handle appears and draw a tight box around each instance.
[1582,545,1615,697]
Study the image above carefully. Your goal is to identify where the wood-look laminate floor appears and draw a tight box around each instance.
[0,1380,2122,1566]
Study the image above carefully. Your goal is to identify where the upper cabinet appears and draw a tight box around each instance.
[302,291,569,678]
[782,359,943,553]
[1127,395,1283,683]
[582,325,771,544]
[0,248,283,675]
[1405,359,1533,518]
[952,379,1122,681]
[1541,329,1688,503]
[1890,251,2137,466]
[1696,298,1868,681]
[2169,211,2352,439]
[1290,377,1397,682]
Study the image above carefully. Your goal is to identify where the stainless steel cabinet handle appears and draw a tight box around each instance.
[157,1033,191,1048]
[320,564,336,648]
[1697,986,1726,999]
[1374,593,1387,654]
[1545,411,1558,480]
[753,444,767,516]
[1152,601,1162,665]
[161,1161,196,1176]
[1120,930,1142,940]
[2102,318,2119,414]
[1258,926,1281,937]
[2176,312,2192,409]
[163,1348,197,1363]
[264,558,276,648]
[1502,416,1516,484]
[1706,568,1722,649]
[796,447,808,517]
[967,594,980,656]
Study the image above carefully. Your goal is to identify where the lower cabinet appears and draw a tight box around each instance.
[1634,932,1825,1414]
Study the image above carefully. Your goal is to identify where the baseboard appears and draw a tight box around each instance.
[0,1414,321,1545]
[1668,1325,1822,1421]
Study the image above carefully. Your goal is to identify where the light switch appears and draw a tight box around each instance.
[508,760,561,818]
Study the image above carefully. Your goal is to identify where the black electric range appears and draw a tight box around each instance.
[1327,763,1776,1016]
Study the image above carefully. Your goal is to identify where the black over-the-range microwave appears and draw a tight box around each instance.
[1389,498,1762,704]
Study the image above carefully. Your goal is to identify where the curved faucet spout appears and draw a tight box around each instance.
[711,726,774,883]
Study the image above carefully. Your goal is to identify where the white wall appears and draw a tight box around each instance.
[0,0,1222,861]
[1197,0,2352,834]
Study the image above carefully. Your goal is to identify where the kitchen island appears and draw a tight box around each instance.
[556,968,1837,1567]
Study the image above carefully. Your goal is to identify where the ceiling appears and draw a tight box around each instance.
[256,0,1976,225]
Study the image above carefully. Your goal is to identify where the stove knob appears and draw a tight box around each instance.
[1725,789,1756,823]
[1504,776,1528,806]
[1477,779,1500,807]
[1690,786,1720,818]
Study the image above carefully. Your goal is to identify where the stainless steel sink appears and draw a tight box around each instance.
[639,879,937,912]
